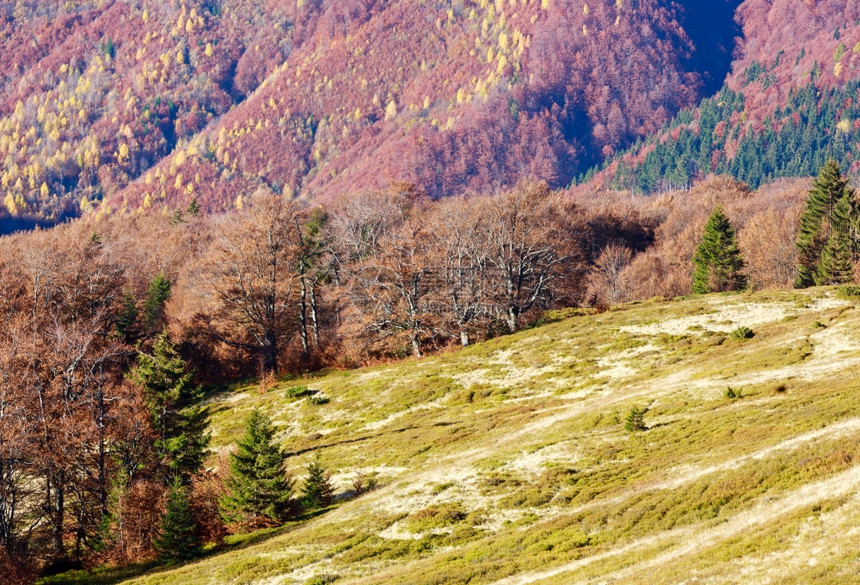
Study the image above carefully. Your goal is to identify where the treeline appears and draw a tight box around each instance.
[0,181,657,376]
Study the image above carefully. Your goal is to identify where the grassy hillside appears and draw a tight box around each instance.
[71,288,860,584]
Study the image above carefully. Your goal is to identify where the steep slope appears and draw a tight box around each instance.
[53,288,860,584]
[0,0,319,226]
[8,0,860,225]
[107,0,741,215]
[587,0,860,193]
[0,0,740,225]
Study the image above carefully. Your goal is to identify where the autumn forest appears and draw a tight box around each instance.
[4,0,860,583]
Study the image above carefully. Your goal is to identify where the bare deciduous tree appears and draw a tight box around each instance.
[201,195,303,372]
[739,207,801,289]
[480,182,586,331]
[586,244,634,307]
[429,196,490,346]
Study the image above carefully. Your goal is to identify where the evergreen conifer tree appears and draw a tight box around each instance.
[128,331,209,483]
[692,205,746,294]
[186,198,201,217]
[153,478,200,561]
[115,290,140,344]
[814,194,855,285]
[143,273,171,329]
[796,159,853,287]
[220,408,293,523]
[301,453,334,511]
[625,406,647,432]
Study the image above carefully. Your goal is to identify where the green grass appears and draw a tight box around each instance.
[47,288,860,585]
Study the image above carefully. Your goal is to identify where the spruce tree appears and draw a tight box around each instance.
[815,235,853,285]
[301,453,334,511]
[692,205,746,294]
[143,272,171,330]
[814,191,855,285]
[128,331,209,483]
[115,290,140,344]
[220,408,294,523]
[153,478,200,561]
[186,198,201,217]
[625,406,647,432]
[796,159,853,287]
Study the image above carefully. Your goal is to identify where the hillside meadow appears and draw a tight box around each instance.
[48,287,860,585]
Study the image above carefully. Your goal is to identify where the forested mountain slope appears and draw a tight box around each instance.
[586,0,860,193]
[7,3,860,583]
[5,0,860,228]
[0,0,740,227]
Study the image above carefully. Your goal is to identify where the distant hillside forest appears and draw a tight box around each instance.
[6,1,860,229]
[590,77,860,193]
[577,0,860,193]
[0,0,742,226]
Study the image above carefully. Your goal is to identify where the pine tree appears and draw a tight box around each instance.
[814,194,855,285]
[815,235,853,285]
[220,409,294,524]
[115,290,140,344]
[796,159,852,287]
[692,205,746,294]
[153,478,200,561]
[625,406,647,432]
[301,453,334,511]
[128,331,209,483]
